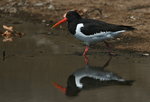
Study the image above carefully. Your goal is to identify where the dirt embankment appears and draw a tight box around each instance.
[0,0,150,53]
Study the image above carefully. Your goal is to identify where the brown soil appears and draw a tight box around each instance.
[0,0,150,53]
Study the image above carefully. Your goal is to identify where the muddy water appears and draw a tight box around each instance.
[0,16,150,102]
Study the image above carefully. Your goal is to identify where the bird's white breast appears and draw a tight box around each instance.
[75,23,87,41]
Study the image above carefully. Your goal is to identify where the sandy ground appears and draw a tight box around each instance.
[0,0,150,53]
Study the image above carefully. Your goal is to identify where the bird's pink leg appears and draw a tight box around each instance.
[104,41,112,52]
[84,55,89,65]
[104,41,116,56]
[83,46,89,56]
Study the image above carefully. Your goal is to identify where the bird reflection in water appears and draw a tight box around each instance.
[52,56,134,97]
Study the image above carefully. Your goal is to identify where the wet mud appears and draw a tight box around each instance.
[0,12,150,102]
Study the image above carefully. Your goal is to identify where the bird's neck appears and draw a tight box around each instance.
[68,19,80,35]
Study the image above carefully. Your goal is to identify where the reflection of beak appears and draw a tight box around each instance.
[51,17,68,29]
[52,82,66,93]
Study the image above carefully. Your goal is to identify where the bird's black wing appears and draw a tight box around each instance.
[80,19,135,35]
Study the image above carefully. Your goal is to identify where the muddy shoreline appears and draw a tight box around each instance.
[0,0,150,56]
[0,12,149,59]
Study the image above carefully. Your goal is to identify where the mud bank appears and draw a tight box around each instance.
[0,0,150,53]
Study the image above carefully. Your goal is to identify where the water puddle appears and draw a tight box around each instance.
[0,15,150,102]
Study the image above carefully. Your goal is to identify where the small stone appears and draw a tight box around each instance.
[46,24,50,26]
[0,7,4,11]
[49,0,53,2]
[8,0,13,2]
[17,0,28,6]
[142,53,149,56]
[48,32,53,35]
[116,38,121,41]
[18,2,24,6]
[34,2,45,7]
[82,8,88,13]
[42,20,46,23]
[48,5,55,10]
[8,7,17,13]
[59,25,62,29]
[130,16,136,20]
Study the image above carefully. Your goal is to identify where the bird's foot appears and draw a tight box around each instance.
[83,55,89,65]
[108,52,118,56]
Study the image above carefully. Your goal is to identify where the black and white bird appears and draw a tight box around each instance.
[52,10,135,56]
[52,57,134,96]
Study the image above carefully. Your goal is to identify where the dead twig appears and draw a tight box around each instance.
[128,5,150,11]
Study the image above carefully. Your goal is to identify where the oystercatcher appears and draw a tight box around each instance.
[51,10,135,56]
[52,56,134,96]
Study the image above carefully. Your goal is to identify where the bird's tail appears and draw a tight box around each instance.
[119,25,136,31]
[119,80,135,86]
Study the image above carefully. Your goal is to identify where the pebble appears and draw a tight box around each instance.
[48,32,53,35]
[7,7,17,13]
[0,7,4,11]
[142,53,149,56]
[48,5,55,10]
[8,0,13,2]
[116,38,121,41]
[34,2,45,7]
[42,20,46,23]
[46,24,50,26]
[130,16,136,20]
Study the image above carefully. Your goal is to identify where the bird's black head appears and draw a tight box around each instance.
[65,10,82,22]
[66,75,81,97]
[51,10,81,29]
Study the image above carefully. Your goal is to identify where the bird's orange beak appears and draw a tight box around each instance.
[51,17,68,29]
[52,82,66,93]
